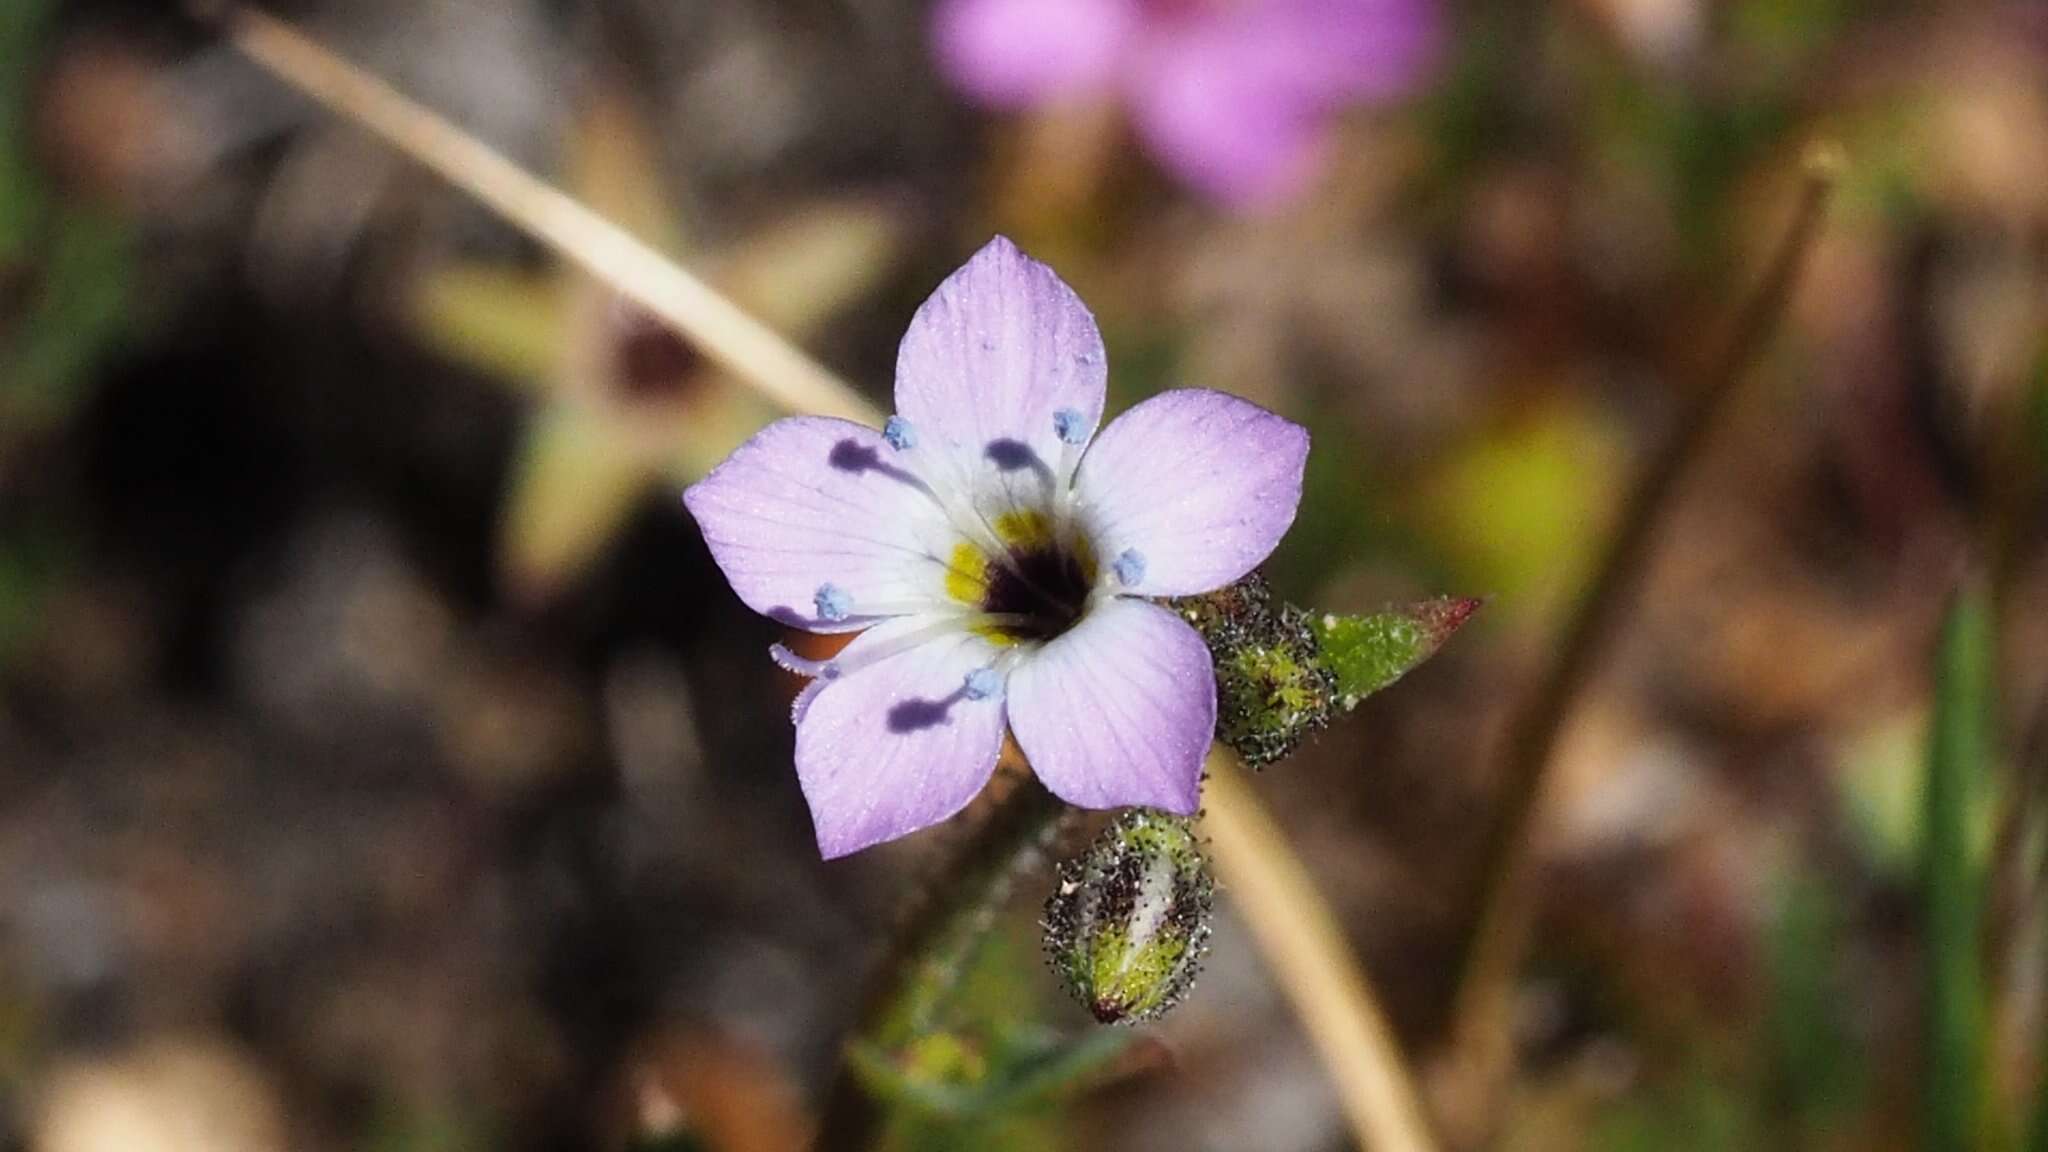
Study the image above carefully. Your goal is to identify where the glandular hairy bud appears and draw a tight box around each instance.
[1043,810,1215,1025]
[1175,576,1337,768]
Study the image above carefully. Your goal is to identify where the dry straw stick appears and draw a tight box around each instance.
[1438,145,1844,1135]
[1205,750,1439,1152]
[221,5,872,426]
[217,8,1440,1152]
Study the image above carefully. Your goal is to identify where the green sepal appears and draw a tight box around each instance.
[1315,597,1481,710]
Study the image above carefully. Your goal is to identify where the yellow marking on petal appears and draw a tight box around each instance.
[1073,534,1099,585]
[994,509,1055,551]
[974,626,1020,648]
[946,542,990,604]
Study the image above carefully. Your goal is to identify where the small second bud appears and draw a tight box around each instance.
[1043,810,1216,1025]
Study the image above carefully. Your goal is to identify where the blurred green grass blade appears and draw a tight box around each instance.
[2033,1049,2048,1152]
[6,215,130,427]
[0,0,54,260]
[1591,1067,1758,1152]
[1923,585,1995,1152]
[2030,350,2048,488]
[1767,872,1866,1132]
[0,0,132,436]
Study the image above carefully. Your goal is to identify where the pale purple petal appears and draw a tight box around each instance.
[1125,0,1438,207]
[1071,389,1307,597]
[1262,0,1442,102]
[1125,29,1328,208]
[932,0,1139,108]
[1007,598,1213,813]
[894,238,1108,518]
[794,626,1009,858]
[682,416,961,633]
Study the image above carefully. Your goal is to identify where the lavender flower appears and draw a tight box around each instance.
[931,0,1439,208]
[683,238,1309,857]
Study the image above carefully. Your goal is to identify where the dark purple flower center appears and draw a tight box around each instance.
[982,539,1097,643]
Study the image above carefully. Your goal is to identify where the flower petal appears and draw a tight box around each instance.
[894,238,1108,521]
[682,416,962,632]
[1008,598,1213,813]
[931,0,1137,108]
[1071,389,1308,597]
[794,625,1009,858]
[1125,0,1437,208]
[1252,0,1442,103]
[1127,33,1329,208]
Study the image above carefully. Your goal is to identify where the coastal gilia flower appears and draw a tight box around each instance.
[684,238,1308,857]
[931,0,1439,208]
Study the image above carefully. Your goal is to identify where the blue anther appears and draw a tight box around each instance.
[1113,548,1147,588]
[1053,407,1088,445]
[814,583,853,622]
[963,667,1002,701]
[882,415,917,451]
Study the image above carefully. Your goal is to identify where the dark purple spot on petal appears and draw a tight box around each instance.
[985,438,1056,491]
[829,438,928,491]
[887,692,964,733]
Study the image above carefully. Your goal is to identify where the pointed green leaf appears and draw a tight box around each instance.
[1315,598,1481,709]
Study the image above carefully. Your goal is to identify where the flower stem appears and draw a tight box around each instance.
[1437,145,1842,1136]
[813,773,1070,1151]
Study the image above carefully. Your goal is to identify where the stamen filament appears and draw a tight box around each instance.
[767,611,1037,687]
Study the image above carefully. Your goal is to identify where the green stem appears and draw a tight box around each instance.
[813,777,1070,1151]
[2025,700,2048,1152]
[1925,583,1993,1152]
[845,1028,1134,1120]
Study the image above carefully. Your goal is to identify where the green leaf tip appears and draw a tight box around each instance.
[1316,596,1482,709]
[1175,578,1479,766]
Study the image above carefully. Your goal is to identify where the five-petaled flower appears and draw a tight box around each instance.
[930,0,1439,209]
[684,238,1309,857]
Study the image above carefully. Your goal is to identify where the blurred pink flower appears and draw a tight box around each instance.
[932,0,1440,208]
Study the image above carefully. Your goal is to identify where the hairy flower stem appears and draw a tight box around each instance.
[1438,145,1842,1135]
[814,775,1072,1152]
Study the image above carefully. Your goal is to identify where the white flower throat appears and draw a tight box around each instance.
[811,409,1146,650]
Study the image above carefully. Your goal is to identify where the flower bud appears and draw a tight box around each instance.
[1175,576,1337,767]
[1043,810,1215,1025]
